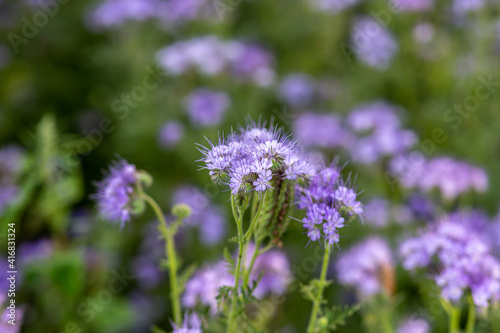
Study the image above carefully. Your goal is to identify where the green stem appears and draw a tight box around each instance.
[141,193,182,326]
[449,306,461,333]
[227,197,245,333]
[466,294,476,333]
[306,245,332,333]
[243,193,266,241]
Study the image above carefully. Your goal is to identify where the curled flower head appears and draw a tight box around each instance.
[298,161,363,246]
[198,124,317,196]
[93,160,138,227]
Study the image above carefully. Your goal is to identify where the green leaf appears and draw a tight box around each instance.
[325,304,360,331]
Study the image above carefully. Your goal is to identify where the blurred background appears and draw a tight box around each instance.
[0,0,499,332]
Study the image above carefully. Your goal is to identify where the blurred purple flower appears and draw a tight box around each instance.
[278,74,315,106]
[158,121,185,149]
[336,237,394,297]
[351,17,398,70]
[391,156,488,200]
[406,193,435,220]
[397,318,430,333]
[400,216,500,307]
[182,261,234,314]
[245,244,292,298]
[156,37,275,86]
[184,89,230,126]
[172,185,227,244]
[172,313,202,333]
[86,0,157,29]
[452,0,485,16]
[363,198,390,227]
[18,239,54,267]
[293,113,350,149]
[93,160,137,227]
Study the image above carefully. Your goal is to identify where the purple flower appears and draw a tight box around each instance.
[392,156,488,200]
[86,0,157,29]
[363,198,390,227]
[158,121,185,149]
[400,216,500,307]
[156,37,275,86]
[293,112,351,149]
[184,89,230,126]
[397,318,430,333]
[278,74,315,106]
[350,17,398,70]
[245,244,292,298]
[172,313,202,333]
[172,185,227,244]
[298,163,362,246]
[18,239,53,267]
[199,124,317,195]
[231,43,275,87]
[452,0,485,16]
[182,261,234,314]
[93,160,138,227]
[336,237,394,297]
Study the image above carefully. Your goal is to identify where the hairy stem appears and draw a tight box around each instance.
[306,245,332,333]
[141,193,182,326]
[227,197,245,333]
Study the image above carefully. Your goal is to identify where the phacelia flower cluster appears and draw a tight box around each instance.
[93,160,138,227]
[400,217,500,308]
[336,237,394,297]
[184,89,230,127]
[363,197,414,228]
[390,156,488,200]
[183,247,291,314]
[346,101,417,164]
[199,125,317,195]
[298,164,363,246]
[158,121,185,149]
[156,36,275,86]
[278,73,316,107]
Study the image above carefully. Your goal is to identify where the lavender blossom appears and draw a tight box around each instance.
[86,0,157,29]
[363,198,390,227]
[199,124,317,195]
[278,74,315,106]
[400,216,500,308]
[93,160,138,227]
[397,318,430,333]
[336,237,394,297]
[184,89,230,126]
[298,163,363,245]
[245,244,292,298]
[391,156,488,200]
[293,113,351,149]
[182,261,234,314]
[350,17,398,70]
[158,121,185,149]
[156,37,275,86]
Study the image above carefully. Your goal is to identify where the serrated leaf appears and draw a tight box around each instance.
[325,303,360,331]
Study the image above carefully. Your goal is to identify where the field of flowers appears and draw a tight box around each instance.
[1,0,500,332]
